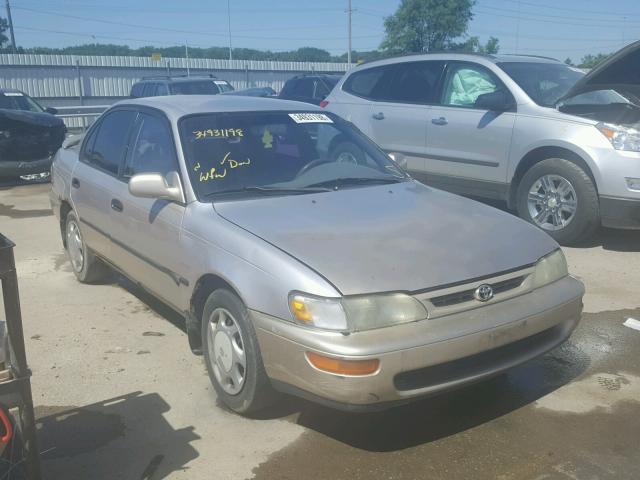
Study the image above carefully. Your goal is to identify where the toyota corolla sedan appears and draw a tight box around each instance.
[50,95,584,414]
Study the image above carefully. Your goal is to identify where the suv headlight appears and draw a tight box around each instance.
[532,250,568,289]
[596,122,640,152]
[289,292,428,332]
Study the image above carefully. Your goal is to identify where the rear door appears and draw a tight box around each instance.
[107,110,186,310]
[70,109,137,258]
[423,61,516,188]
[367,61,445,173]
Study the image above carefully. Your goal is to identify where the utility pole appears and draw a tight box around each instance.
[347,0,352,66]
[5,0,17,54]
[227,0,233,61]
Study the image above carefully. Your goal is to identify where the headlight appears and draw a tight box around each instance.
[289,292,428,332]
[596,122,640,152]
[532,250,568,289]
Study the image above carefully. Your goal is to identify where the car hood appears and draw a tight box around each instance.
[0,108,65,128]
[214,181,558,295]
[558,40,640,104]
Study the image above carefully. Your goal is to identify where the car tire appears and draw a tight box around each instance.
[331,141,365,165]
[201,289,278,415]
[516,158,600,245]
[64,211,110,283]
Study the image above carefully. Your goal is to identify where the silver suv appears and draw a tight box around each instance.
[324,41,640,244]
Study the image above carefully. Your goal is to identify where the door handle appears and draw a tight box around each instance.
[372,112,385,120]
[110,199,123,212]
[71,177,80,188]
[431,117,448,126]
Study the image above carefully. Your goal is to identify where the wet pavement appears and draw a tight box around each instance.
[1,182,639,479]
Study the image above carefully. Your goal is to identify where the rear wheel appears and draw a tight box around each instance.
[64,211,109,283]
[201,289,278,415]
[516,158,600,245]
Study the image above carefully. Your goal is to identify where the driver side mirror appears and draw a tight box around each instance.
[129,171,184,203]
[45,106,58,115]
[388,152,407,169]
[474,90,514,112]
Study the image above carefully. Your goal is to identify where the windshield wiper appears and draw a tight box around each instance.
[305,177,404,189]
[203,185,332,198]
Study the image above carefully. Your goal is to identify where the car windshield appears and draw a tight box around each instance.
[0,92,45,112]
[498,62,584,107]
[179,111,407,200]
[170,81,219,95]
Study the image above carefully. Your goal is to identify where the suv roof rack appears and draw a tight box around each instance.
[356,51,494,66]
[496,54,559,62]
[140,73,219,80]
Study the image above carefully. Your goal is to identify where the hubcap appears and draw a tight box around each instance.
[207,308,246,396]
[527,174,577,231]
[66,220,84,272]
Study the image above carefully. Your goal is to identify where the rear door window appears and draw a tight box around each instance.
[84,110,137,175]
[156,83,169,96]
[387,61,444,104]
[290,78,315,97]
[130,83,145,98]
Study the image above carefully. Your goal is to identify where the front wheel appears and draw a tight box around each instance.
[516,158,600,245]
[202,289,278,415]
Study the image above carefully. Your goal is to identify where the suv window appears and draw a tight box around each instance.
[84,110,136,175]
[156,83,169,96]
[142,83,157,97]
[291,78,314,97]
[388,61,444,104]
[124,113,177,177]
[343,65,394,100]
[170,81,219,95]
[314,78,336,99]
[130,83,145,98]
[441,63,500,108]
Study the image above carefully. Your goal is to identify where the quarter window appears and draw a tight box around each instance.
[442,64,500,108]
[124,114,177,177]
[343,66,393,100]
[84,110,136,175]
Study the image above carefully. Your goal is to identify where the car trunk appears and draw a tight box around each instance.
[0,109,66,162]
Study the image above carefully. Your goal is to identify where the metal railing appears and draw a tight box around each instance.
[54,105,109,131]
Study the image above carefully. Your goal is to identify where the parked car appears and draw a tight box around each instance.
[0,88,66,180]
[50,95,584,414]
[324,41,640,244]
[278,74,342,105]
[130,75,234,98]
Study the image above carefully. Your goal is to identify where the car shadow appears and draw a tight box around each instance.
[254,340,589,452]
[471,197,640,253]
[36,391,200,480]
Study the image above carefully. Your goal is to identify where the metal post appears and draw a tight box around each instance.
[75,60,87,130]
[245,64,249,89]
[166,60,171,76]
[5,0,17,54]
[347,0,352,66]
[185,42,190,77]
[227,0,233,61]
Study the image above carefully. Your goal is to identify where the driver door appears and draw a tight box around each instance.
[424,61,516,187]
[108,111,187,310]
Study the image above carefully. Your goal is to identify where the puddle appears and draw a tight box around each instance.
[535,372,640,414]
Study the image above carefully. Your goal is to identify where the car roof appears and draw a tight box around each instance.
[356,52,561,69]
[290,73,342,79]
[114,94,323,121]
[136,77,228,84]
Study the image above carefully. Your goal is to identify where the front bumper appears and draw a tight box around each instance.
[0,156,52,178]
[600,195,640,229]
[253,275,584,411]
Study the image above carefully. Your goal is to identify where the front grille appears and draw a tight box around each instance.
[429,275,525,308]
[394,323,564,391]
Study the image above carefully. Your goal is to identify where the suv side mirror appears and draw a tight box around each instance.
[129,171,184,203]
[45,107,58,115]
[474,90,514,112]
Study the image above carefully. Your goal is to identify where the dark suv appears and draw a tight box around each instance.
[130,75,234,98]
[278,74,342,105]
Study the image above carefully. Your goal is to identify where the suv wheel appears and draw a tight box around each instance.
[516,158,600,245]
[202,289,278,415]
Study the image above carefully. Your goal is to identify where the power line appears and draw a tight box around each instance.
[476,3,640,26]
[484,0,640,18]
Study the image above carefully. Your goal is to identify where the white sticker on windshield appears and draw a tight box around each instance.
[3,92,23,96]
[288,113,333,124]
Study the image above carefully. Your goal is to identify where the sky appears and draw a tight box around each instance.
[6,0,640,62]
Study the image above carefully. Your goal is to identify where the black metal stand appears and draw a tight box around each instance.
[0,234,42,480]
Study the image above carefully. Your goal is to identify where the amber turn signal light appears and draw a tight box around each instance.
[306,352,380,376]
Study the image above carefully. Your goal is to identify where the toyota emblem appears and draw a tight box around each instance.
[474,284,494,302]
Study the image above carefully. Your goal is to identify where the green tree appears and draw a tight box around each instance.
[564,58,574,66]
[452,35,499,54]
[579,53,609,69]
[381,0,476,54]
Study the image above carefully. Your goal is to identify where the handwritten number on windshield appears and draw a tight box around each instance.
[193,128,244,140]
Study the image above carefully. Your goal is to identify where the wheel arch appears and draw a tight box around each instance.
[59,200,73,248]
[508,146,598,209]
